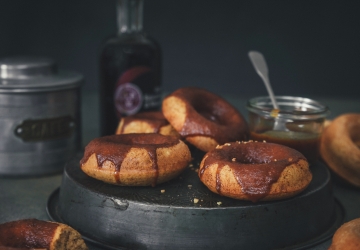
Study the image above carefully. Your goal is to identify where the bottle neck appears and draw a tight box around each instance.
[116,0,144,35]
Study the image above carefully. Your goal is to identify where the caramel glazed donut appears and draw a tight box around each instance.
[320,113,360,187]
[329,217,360,250]
[0,219,88,250]
[162,87,249,152]
[116,111,180,138]
[80,133,191,186]
[199,141,312,202]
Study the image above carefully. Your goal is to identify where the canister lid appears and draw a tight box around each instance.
[0,56,83,93]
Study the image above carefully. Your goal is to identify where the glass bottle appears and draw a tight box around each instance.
[99,0,162,136]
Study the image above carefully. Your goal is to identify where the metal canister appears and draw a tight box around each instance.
[0,56,83,176]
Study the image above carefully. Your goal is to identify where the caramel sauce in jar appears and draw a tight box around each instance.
[247,96,329,165]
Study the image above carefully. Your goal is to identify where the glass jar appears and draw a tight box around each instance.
[246,96,329,165]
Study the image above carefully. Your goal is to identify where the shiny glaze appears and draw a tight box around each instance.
[80,134,179,186]
[199,141,306,202]
[167,87,249,143]
[0,219,57,249]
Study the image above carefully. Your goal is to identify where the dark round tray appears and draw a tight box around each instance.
[47,152,344,250]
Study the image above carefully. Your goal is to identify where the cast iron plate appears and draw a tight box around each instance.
[47,189,344,250]
[47,151,344,250]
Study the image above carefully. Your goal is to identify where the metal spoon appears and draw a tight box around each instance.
[248,51,287,131]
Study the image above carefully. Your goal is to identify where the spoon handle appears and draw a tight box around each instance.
[248,51,278,109]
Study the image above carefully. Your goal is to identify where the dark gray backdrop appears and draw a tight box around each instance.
[1,0,359,99]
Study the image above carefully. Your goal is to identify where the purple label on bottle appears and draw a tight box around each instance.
[114,66,151,117]
[114,82,143,116]
[114,66,162,117]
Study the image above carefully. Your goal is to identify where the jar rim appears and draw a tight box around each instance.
[246,96,330,120]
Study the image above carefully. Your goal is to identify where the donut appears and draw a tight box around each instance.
[320,113,360,187]
[115,111,180,138]
[324,119,332,128]
[162,87,249,152]
[0,219,88,250]
[329,218,360,250]
[80,133,191,186]
[198,141,312,202]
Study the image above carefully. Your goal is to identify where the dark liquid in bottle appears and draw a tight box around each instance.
[99,34,162,136]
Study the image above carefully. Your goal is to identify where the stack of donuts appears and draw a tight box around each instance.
[81,89,360,248]
[80,87,315,202]
[81,87,251,188]
[116,87,249,152]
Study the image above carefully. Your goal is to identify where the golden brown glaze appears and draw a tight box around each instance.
[162,87,249,152]
[329,218,360,250]
[80,134,191,186]
[199,141,312,202]
[320,113,360,187]
[116,111,180,137]
[0,219,57,249]
[0,219,87,250]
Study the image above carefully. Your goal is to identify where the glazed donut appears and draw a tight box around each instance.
[198,141,312,202]
[116,111,180,138]
[320,113,360,187]
[329,218,360,250]
[162,87,249,152]
[0,219,88,250]
[80,133,191,186]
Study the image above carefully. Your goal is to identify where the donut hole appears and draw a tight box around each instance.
[191,97,229,126]
[221,145,275,165]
